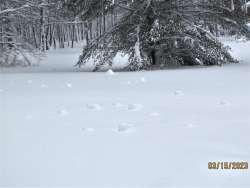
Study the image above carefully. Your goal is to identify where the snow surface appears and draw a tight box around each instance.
[0,40,250,187]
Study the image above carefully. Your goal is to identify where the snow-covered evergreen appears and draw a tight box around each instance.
[74,0,250,71]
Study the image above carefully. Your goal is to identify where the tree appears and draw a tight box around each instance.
[75,0,250,71]
[0,0,40,66]
[0,0,84,66]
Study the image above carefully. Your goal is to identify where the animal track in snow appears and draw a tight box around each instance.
[112,102,124,108]
[218,100,231,106]
[41,83,49,89]
[57,109,69,116]
[115,123,136,133]
[86,103,102,111]
[173,90,184,96]
[186,123,197,128]
[82,127,95,132]
[150,112,160,117]
[127,104,144,111]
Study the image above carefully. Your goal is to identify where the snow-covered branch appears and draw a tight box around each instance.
[0,4,30,15]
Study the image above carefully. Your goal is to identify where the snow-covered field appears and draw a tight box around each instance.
[0,40,250,187]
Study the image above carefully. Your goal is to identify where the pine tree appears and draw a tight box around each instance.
[75,0,250,71]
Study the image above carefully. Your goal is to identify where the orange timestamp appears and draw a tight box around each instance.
[208,161,248,170]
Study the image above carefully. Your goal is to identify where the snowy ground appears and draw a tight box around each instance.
[0,40,250,187]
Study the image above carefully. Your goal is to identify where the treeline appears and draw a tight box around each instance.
[0,0,85,66]
[1,0,249,68]
[65,0,121,47]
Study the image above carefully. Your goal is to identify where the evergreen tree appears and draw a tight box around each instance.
[75,0,250,71]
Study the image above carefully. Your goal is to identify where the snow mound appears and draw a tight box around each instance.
[126,81,132,85]
[41,83,49,89]
[27,80,33,84]
[66,83,72,88]
[82,128,95,133]
[106,69,115,75]
[186,123,197,128]
[86,104,102,111]
[140,77,147,83]
[150,112,160,117]
[173,90,184,96]
[218,100,231,106]
[116,123,136,133]
[112,102,124,108]
[57,109,69,116]
[127,104,144,111]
